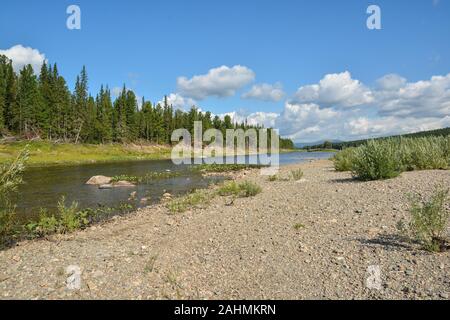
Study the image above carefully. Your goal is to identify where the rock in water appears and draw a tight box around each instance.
[86,175,112,185]
[114,180,136,187]
[99,184,113,189]
[128,191,137,201]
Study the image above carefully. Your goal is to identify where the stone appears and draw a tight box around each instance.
[114,181,136,187]
[128,191,137,201]
[99,184,113,189]
[86,176,112,185]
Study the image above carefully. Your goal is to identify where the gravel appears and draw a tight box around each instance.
[0,160,449,300]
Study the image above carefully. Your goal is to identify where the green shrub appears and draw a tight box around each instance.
[397,185,449,252]
[335,136,450,180]
[290,169,304,181]
[399,137,448,170]
[351,139,403,181]
[268,175,279,182]
[333,148,356,172]
[57,196,88,233]
[0,146,29,246]
[334,136,450,180]
[239,181,262,197]
[26,209,59,237]
[217,181,241,196]
[217,181,262,197]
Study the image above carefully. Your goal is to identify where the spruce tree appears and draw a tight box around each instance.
[17,64,42,136]
[0,58,6,132]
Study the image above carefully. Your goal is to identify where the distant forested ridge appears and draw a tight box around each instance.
[0,55,294,149]
[303,127,450,150]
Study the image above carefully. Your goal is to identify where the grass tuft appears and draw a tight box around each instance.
[217,181,262,198]
[397,184,449,252]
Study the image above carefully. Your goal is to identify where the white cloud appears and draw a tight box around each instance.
[220,71,450,142]
[177,65,255,100]
[242,83,285,102]
[111,87,123,97]
[345,116,450,138]
[294,71,373,108]
[221,111,279,128]
[158,93,197,110]
[274,102,339,140]
[0,45,47,74]
[376,74,407,91]
[375,73,450,118]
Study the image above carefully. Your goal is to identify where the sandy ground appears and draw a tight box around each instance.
[0,160,449,300]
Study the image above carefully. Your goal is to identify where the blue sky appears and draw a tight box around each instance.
[1,0,449,142]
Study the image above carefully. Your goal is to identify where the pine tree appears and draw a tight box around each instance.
[0,57,6,132]
[17,64,42,137]
[73,66,88,143]
[95,86,113,143]
[0,58,294,147]
[3,61,18,132]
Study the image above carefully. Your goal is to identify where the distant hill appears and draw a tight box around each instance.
[301,127,450,150]
[295,140,342,149]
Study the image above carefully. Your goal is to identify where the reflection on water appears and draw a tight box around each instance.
[17,151,334,219]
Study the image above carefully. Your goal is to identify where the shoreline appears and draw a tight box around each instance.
[1,160,449,299]
[0,140,301,168]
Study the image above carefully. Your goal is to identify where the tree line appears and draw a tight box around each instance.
[302,127,450,151]
[0,55,294,148]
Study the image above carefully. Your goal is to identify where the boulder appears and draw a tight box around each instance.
[99,184,113,189]
[114,180,136,187]
[86,175,112,185]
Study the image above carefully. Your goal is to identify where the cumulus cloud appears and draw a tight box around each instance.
[242,83,285,102]
[158,93,197,110]
[220,70,450,142]
[294,71,373,108]
[220,110,279,128]
[375,73,450,118]
[274,102,339,139]
[177,65,255,100]
[0,45,47,74]
[345,115,450,138]
[376,74,407,90]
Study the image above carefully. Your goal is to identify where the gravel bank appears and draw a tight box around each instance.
[1,160,449,300]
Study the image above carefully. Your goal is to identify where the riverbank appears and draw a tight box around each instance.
[0,141,173,167]
[1,160,449,299]
[0,140,299,167]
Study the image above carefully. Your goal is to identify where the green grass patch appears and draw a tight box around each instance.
[192,163,265,173]
[294,223,305,230]
[0,141,172,167]
[110,171,180,184]
[290,169,304,181]
[167,189,214,214]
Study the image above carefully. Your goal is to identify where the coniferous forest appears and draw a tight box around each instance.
[0,55,294,149]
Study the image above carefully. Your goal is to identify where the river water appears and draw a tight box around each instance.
[16,151,334,219]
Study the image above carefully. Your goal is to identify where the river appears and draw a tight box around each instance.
[17,151,334,220]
